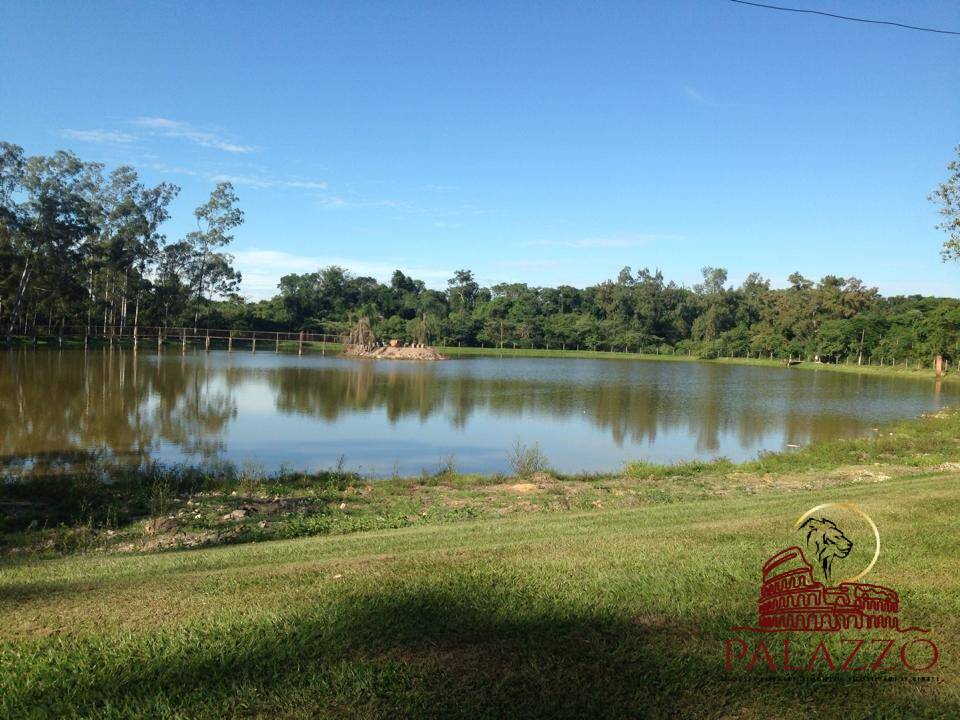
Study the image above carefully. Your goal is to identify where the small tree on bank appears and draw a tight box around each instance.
[186,182,243,329]
[931,145,960,262]
[347,316,378,351]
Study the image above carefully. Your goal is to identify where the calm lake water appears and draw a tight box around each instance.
[1,349,956,476]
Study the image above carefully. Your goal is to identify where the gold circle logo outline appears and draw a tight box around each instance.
[794,502,880,584]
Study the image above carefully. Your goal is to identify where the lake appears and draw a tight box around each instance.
[1,349,956,476]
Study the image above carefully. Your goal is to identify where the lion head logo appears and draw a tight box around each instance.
[799,517,853,582]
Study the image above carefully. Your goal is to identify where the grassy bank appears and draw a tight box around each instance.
[438,344,692,362]
[2,465,958,717]
[710,355,955,381]
[3,379,959,718]
[5,408,960,560]
[439,344,953,381]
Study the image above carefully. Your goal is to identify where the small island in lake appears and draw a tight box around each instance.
[343,317,447,360]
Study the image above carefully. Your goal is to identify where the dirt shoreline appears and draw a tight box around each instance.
[344,345,447,360]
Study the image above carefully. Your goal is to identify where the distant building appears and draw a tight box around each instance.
[757,547,899,632]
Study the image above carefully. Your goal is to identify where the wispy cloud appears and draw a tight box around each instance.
[497,259,565,269]
[131,116,256,153]
[316,195,406,210]
[142,161,200,177]
[60,118,256,153]
[314,194,487,222]
[139,163,327,191]
[682,85,720,107]
[232,249,452,300]
[209,173,327,190]
[58,119,481,219]
[525,234,677,249]
[60,129,138,144]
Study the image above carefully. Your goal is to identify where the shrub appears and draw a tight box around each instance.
[508,441,550,478]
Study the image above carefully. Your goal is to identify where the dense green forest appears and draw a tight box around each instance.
[3,141,960,364]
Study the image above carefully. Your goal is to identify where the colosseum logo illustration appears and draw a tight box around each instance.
[732,502,929,635]
[725,502,939,673]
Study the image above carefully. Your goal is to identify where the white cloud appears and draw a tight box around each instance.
[871,279,959,298]
[208,173,327,190]
[682,85,719,107]
[60,129,138,144]
[232,249,452,300]
[143,165,328,192]
[316,195,406,210]
[497,259,565,269]
[525,234,678,249]
[131,116,256,153]
[316,194,489,219]
[143,162,200,177]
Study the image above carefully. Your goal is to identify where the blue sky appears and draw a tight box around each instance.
[2,0,958,299]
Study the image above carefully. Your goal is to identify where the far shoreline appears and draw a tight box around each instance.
[432,345,956,383]
[4,337,955,383]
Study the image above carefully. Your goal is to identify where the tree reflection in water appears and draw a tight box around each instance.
[1,350,955,475]
[0,349,235,472]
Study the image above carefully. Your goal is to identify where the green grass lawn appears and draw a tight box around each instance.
[4,395,960,718]
[2,466,958,718]
[437,344,692,362]
[439,343,954,382]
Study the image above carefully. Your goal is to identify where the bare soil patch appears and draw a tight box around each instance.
[344,345,447,360]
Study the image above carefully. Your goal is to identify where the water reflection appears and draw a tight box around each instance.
[0,349,955,475]
[0,350,236,469]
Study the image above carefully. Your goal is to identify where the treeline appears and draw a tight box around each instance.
[250,266,960,364]
[3,142,960,364]
[0,142,243,339]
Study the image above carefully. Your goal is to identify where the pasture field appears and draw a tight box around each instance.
[2,411,959,718]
